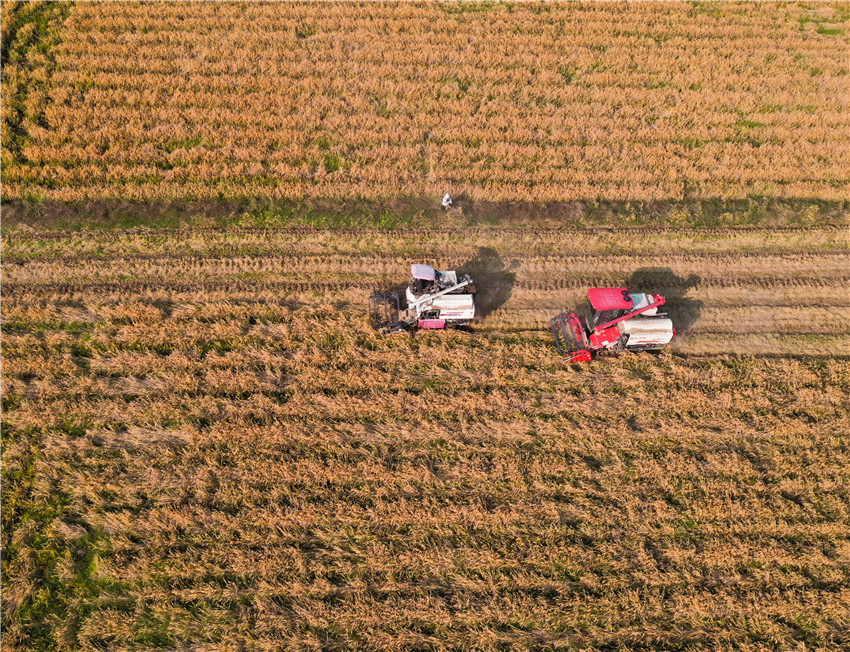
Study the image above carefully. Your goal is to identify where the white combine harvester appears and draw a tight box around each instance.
[369,264,476,332]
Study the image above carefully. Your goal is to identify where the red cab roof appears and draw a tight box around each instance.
[587,287,633,311]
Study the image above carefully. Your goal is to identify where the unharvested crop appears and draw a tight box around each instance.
[2,1,849,203]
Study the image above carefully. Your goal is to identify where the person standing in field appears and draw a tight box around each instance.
[442,193,453,211]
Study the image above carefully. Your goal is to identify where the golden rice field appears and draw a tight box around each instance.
[2,223,849,650]
[2,1,850,650]
[2,0,849,202]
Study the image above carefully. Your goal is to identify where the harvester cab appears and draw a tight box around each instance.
[370,264,476,333]
[551,287,675,362]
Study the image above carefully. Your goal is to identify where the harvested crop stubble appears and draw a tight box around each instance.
[3,224,847,355]
[2,223,850,649]
[3,1,849,202]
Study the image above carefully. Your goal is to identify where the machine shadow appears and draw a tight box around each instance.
[460,247,516,320]
[626,267,702,335]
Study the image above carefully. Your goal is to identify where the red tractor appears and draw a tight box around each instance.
[550,288,676,363]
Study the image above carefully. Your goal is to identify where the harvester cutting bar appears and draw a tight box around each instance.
[550,312,591,361]
[369,291,409,332]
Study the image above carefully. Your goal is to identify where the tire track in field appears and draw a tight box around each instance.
[4,274,849,297]
[4,248,847,266]
[3,224,845,243]
[4,250,846,283]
